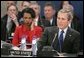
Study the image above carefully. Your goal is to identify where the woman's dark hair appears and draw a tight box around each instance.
[22,8,36,19]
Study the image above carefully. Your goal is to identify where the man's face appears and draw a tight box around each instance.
[44,6,55,19]
[29,4,40,16]
[7,1,15,7]
[63,1,69,5]
[22,1,30,10]
[57,13,70,29]
[23,13,33,26]
[7,5,17,16]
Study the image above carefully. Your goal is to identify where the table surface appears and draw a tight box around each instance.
[1,40,80,57]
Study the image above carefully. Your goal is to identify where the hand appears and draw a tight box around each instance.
[31,21,35,31]
[9,13,19,27]
[9,13,17,21]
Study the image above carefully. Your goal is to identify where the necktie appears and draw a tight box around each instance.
[59,30,64,52]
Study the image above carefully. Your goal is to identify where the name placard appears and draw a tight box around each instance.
[9,50,32,56]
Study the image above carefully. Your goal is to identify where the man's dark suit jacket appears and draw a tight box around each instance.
[1,14,20,41]
[37,26,80,53]
[71,14,81,32]
[36,16,44,27]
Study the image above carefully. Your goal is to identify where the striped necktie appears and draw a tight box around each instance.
[59,30,64,52]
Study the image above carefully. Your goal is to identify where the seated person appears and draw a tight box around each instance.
[37,9,80,54]
[41,2,56,28]
[29,2,42,27]
[18,1,31,22]
[12,8,43,48]
[1,4,19,42]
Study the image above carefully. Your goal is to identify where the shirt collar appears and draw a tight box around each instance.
[58,27,68,40]
[59,27,68,33]
[50,18,53,25]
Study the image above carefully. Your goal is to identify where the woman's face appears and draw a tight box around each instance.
[23,13,33,26]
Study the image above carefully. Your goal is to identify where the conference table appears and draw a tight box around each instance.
[1,40,81,57]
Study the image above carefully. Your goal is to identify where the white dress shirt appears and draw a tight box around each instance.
[69,23,71,28]
[58,27,68,41]
[50,18,53,25]
[34,17,39,26]
[6,16,12,32]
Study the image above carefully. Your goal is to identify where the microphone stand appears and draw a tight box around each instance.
[50,33,64,56]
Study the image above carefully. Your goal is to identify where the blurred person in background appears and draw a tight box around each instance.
[6,1,17,7]
[41,2,56,29]
[1,4,20,43]
[18,1,31,24]
[29,2,43,28]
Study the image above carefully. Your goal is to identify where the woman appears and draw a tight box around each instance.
[12,8,43,48]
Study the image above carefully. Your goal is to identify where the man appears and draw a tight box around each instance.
[18,1,31,23]
[6,1,17,7]
[41,2,56,28]
[29,2,42,27]
[1,5,19,42]
[60,1,81,32]
[37,9,80,53]
[20,1,31,11]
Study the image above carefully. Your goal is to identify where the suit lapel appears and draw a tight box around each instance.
[64,27,72,41]
[52,17,56,26]
[4,15,8,31]
[63,27,72,46]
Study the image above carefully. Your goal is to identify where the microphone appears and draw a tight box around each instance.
[51,33,57,47]
[42,33,57,51]
[39,33,64,57]
[37,33,60,57]
[50,33,64,56]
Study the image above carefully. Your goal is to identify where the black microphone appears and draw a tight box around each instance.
[50,33,63,56]
[51,33,57,47]
[42,33,57,51]
[37,33,59,57]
